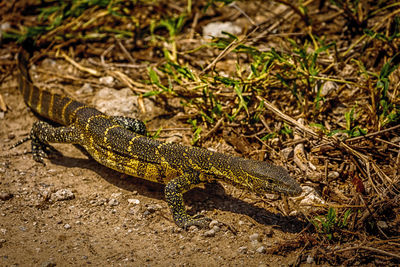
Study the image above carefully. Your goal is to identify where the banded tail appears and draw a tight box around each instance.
[17,51,85,126]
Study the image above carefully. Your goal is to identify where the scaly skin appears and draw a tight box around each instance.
[15,50,302,228]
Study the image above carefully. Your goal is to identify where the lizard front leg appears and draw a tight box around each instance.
[165,172,211,228]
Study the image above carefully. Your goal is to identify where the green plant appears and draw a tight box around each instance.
[329,106,367,138]
[311,208,352,240]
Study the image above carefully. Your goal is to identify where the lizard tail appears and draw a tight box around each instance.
[16,50,83,125]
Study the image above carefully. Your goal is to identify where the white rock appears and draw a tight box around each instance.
[238,246,248,254]
[108,198,119,206]
[203,22,242,39]
[51,189,75,201]
[256,246,266,254]
[320,81,338,97]
[128,198,140,205]
[99,76,114,85]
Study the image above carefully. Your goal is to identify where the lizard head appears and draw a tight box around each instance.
[233,158,302,196]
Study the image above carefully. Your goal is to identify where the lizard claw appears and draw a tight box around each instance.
[31,138,61,164]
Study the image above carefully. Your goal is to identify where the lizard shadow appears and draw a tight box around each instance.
[50,153,305,234]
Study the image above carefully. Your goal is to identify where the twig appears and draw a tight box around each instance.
[257,96,393,187]
[228,2,257,26]
[101,44,115,66]
[201,117,224,141]
[345,124,400,142]
[200,26,259,75]
[117,39,136,64]
[60,51,101,76]
[334,245,400,260]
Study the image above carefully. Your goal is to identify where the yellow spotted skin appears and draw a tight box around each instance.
[16,50,302,228]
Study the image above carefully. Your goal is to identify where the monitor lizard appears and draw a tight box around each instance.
[14,49,302,228]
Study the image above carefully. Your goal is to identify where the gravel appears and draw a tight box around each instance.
[50,189,75,202]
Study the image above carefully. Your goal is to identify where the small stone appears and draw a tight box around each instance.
[19,226,27,232]
[306,255,314,264]
[256,246,266,254]
[99,76,114,85]
[209,220,219,228]
[377,221,389,229]
[238,246,248,254]
[203,21,242,38]
[212,226,220,233]
[128,199,140,205]
[51,189,74,201]
[249,233,261,242]
[64,223,71,229]
[146,204,162,213]
[76,83,94,94]
[0,192,13,201]
[328,171,340,179]
[111,192,122,198]
[204,229,216,237]
[281,147,293,160]
[320,81,338,97]
[108,198,119,206]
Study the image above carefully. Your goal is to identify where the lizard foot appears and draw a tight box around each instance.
[178,214,212,229]
[31,138,61,164]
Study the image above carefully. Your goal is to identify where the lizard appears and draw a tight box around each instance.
[14,49,302,228]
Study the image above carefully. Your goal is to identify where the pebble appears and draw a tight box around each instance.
[203,229,216,237]
[328,171,340,179]
[281,147,293,160]
[249,233,261,242]
[212,225,220,233]
[127,198,140,205]
[0,192,13,201]
[209,220,219,228]
[203,21,242,38]
[377,221,389,229]
[306,255,314,264]
[64,223,71,229]
[99,76,114,85]
[108,198,119,206]
[256,246,266,254]
[51,189,74,201]
[146,204,162,213]
[238,246,248,254]
[111,192,122,198]
[320,81,338,97]
[76,83,94,94]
